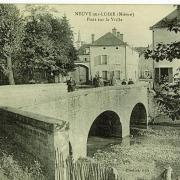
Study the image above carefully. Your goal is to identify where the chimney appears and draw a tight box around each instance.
[177,5,180,23]
[112,27,117,36]
[119,34,124,41]
[91,34,95,44]
[117,31,120,38]
[116,31,124,41]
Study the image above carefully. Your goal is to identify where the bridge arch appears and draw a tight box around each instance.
[130,103,147,133]
[88,110,122,138]
[86,110,122,155]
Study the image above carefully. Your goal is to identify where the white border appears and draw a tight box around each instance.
[0,0,179,4]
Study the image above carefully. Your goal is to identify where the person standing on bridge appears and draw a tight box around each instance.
[128,78,134,85]
[67,77,76,92]
[121,79,127,85]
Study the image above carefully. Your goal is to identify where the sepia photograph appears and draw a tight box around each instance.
[0,3,179,180]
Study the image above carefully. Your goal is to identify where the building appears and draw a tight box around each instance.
[150,6,180,84]
[70,44,91,84]
[73,28,139,85]
[135,47,153,80]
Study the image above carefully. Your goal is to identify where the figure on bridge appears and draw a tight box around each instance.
[93,75,104,87]
[121,79,127,85]
[128,78,134,85]
[67,77,76,92]
[93,75,99,87]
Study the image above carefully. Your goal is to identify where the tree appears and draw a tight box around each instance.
[50,15,76,75]
[0,4,24,85]
[144,10,180,121]
[18,6,76,83]
[19,12,55,83]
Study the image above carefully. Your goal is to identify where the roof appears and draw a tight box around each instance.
[78,44,90,55]
[92,32,126,46]
[150,9,178,29]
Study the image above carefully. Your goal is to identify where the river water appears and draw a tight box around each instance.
[87,125,180,180]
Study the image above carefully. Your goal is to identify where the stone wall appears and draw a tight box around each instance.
[0,106,69,180]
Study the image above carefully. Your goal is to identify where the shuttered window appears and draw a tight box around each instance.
[102,55,108,64]
[94,56,101,66]
[94,55,108,65]
[102,71,108,80]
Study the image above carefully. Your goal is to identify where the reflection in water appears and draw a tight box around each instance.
[87,136,122,157]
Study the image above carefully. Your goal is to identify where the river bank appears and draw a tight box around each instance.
[88,125,180,180]
[0,132,45,180]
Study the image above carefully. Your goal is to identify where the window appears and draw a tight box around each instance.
[94,56,101,65]
[102,55,107,64]
[155,68,173,83]
[85,48,90,54]
[102,71,108,80]
[94,55,108,66]
[84,58,87,61]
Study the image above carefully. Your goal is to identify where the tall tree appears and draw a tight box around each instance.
[20,12,55,83]
[0,4,24,85]
[19,6,76,83]
[50,15,76,75]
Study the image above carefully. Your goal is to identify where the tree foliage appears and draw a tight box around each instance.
[144,14,180,62]
[0,4,77,84]
[144,41,180,62]
[154,79,180,121]
[0,4,24,84]
[144,11,180,120]
[17,6,77,83]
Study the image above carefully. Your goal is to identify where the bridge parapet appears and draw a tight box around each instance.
[67,83,148,97]
[0,83,67,108]
[0,106,69,180]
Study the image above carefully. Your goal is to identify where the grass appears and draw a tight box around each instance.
[0,133,45,180]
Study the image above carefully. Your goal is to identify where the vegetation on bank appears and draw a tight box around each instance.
[92,126,180,179]
[0,134,45,180]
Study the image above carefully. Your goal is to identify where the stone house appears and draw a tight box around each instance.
[73,28,139,84]
[150,6,180,84]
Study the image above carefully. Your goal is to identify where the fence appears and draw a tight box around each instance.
[55,148,121,180]
[55,148,175,180]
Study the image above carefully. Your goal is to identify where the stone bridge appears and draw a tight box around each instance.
[0,83,149,179]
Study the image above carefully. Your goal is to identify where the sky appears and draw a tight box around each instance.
[18,4,176,47]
